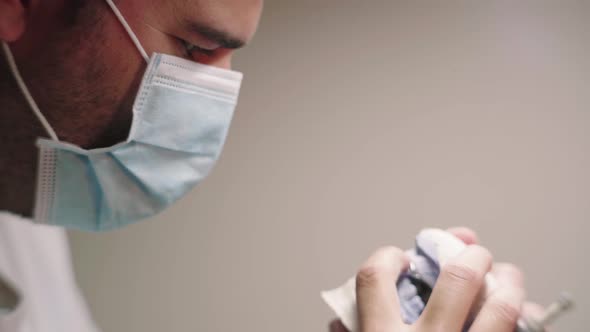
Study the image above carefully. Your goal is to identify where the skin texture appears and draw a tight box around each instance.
[329,228,547,332]
[0,0,263,216]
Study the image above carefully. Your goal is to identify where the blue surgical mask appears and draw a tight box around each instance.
[1,0,242,231]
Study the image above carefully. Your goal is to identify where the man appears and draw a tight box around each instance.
[0,0,538,331]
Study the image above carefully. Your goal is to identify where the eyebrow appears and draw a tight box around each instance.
[185,21,246,49]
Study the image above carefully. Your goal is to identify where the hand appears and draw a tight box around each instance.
[329,228,545,332]
[446,228,547,331]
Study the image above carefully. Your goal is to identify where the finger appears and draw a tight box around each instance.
[468,286,525,332]
[518,302,550,332]
[492,263,525,288]
[329,319,349,332]
[522,302,545,321]
[418,245,493,332]
[447,227,479,245]
[356,246,409,332]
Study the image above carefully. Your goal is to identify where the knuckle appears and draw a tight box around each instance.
[471,244,494,262]
[383,246,409,268]
[442,262,482,286]
[356,246,407,291]
[488,298,521,325]
[356,264,387,289]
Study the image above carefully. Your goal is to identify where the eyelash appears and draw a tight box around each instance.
[180,39,215,57]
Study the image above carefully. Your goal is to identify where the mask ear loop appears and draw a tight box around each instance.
[103,0,150,63]
[2,1,148,142]
[1,42,59,141]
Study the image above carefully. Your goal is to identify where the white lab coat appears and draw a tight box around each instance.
[0,211,98,332]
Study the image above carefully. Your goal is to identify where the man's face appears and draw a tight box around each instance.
[2,0,263,148]
[118,0,262,67]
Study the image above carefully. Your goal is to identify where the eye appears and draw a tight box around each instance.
[181,39,216,57]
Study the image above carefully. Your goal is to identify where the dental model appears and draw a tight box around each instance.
[321,228,573,332]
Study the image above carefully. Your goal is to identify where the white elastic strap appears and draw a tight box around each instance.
[1,42,59,141]
[103,0,150,63]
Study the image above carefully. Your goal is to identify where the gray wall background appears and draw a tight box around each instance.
[70,1,589,331]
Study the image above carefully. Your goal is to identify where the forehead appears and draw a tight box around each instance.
[147,0,263,44]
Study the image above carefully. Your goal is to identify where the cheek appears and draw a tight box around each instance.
[100,22,146,103]
[97,5,147,97]
[114,1,180,58]
[137,29,180,57]
[61,22,146,147]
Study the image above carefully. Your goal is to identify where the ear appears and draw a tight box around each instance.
[0,0,27,42]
